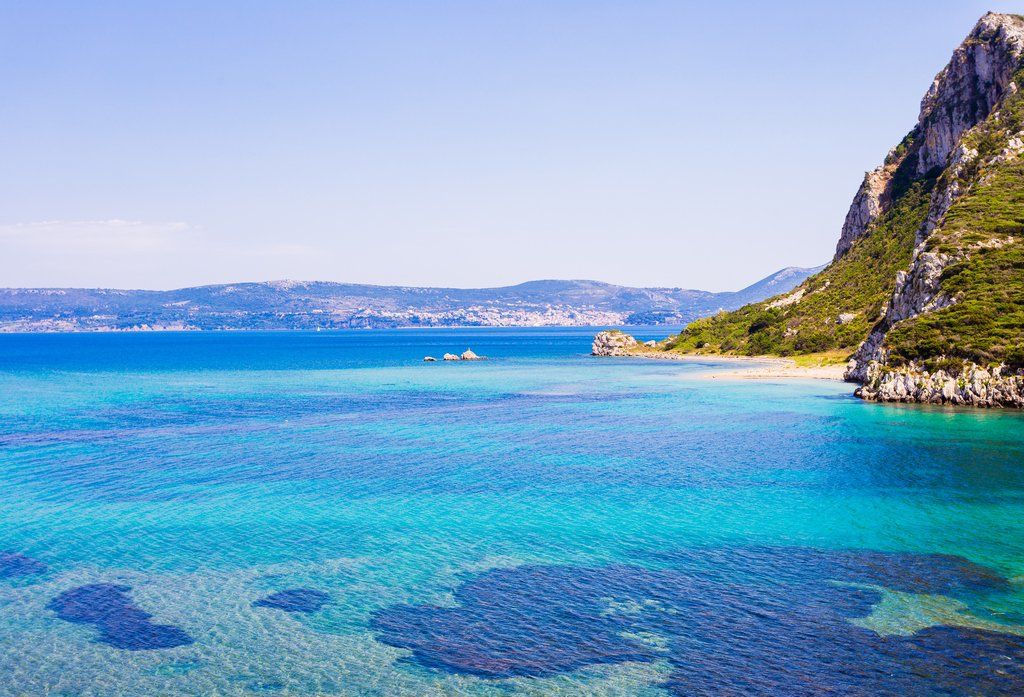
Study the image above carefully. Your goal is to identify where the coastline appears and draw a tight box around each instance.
[590,331,848,382]
[592,334,1024,406]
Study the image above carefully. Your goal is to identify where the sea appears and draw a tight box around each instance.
[1,328,1024,695]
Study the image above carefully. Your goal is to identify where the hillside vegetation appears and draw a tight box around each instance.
[664,176,934,358]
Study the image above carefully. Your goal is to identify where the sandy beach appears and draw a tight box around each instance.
[694,359,847,381]
[616,351,848,381]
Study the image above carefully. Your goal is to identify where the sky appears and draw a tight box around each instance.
[1,0,1021,291]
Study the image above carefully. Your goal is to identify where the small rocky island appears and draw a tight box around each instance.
[424,349,485,362]
[591,331,658,356]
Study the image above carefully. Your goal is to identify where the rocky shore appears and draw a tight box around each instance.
[854,361,1024,407]
[594,331,1024,405]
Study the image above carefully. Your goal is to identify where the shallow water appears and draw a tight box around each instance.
[1,328,1023,695]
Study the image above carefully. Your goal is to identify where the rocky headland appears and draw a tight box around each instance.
[635,13,1024,408]
[843,12,1024,407]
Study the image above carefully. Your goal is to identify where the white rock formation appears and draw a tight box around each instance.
[857,361,1024,407]
[591,331,640,356]
[767,289,804,309]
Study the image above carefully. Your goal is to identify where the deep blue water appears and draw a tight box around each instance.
[1,328,1024,695]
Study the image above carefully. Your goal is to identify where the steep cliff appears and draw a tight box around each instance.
[663,12,1024,406]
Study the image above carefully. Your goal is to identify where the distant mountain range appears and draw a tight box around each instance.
[0,266,823,332]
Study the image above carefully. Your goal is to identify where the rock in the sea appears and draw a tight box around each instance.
[443,353,460,361]
[423,356,437,362]
[460,349,482,361]
[591,330,639,356]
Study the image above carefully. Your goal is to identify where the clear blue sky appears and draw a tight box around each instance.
[1,0,1019,290]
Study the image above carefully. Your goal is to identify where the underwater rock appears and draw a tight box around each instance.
[49,583,193,650]
[0,551,47,578]
[373,565,666,677]
[371,547,1024,693]
[253,588,331,613]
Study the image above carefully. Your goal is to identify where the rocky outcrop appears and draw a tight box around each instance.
[591,331,639,356]
[460,349,482,360]
[856,361,1024,407]
[845,247,961,382]
[834,165,894,260]
[443,353,460,361]
[767,289,805,308]
[914,13,1024,175]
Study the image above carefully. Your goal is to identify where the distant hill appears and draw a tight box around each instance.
[0,266,821,332]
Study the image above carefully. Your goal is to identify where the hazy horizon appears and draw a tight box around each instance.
[3,0,1019,291]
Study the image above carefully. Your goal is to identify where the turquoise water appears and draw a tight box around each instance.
[2,329,1024,695]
